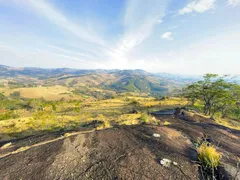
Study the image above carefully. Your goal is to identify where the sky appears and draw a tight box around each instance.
[0,0,239,75]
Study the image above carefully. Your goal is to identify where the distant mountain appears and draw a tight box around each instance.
[0,64,201,95]
[0,65,108,78]
[155,72,201,83]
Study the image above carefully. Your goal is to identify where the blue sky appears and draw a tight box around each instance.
[0,0,239,75]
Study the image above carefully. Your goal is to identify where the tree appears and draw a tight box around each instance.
[9,91,20,99]
[0,93,6,100]
[184,74,240,118]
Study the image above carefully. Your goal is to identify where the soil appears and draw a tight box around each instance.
[0,114,239,180]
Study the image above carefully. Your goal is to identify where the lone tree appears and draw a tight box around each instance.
[184,74,240,118]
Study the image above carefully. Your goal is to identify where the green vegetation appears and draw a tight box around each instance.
[184,74,240,120]
[0,92,6,100]
[9,91,20,99]
[139,113,150,123]
[109,76,168,94]
[0,111,19,120]
[0,70,239,144]
[0,88,186,141]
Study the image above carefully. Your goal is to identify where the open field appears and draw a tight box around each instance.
[0,93,187,141]
[0,86,81,101]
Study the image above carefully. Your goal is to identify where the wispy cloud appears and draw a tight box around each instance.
[179,0,216,15]
[0,0,239,75]
[161,32,173,40]
[168,25,179,30]
[47,45,96,61]
[120,0,167,52]
[108,0,167,65]
[21,0,105,45]
[228,0,240,6]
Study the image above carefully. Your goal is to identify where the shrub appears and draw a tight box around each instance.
[96,121,111,130]
[139,113,149,123]
[0,93,6,100]
[9,91,21,99]
[128,99,140,106]
[0,111,19,120]
[197,142,222,170]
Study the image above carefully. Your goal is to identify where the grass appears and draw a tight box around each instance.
[215,118,240,130]
[139,113,149,123]
[0,142,12,149]
[0,94,192,141]
[0,86,81,101]
[163,121,171,126]
[197,142,222,170]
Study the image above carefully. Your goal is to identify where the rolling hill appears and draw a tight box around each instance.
[0,64,199,95]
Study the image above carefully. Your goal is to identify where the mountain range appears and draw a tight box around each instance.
[0,64,203,95]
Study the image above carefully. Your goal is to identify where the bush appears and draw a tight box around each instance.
[128,99,140,106]
[9,91,21,99]
[0,111,19,120]
[0,93,6,100]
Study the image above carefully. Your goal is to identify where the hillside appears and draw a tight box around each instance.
[0,65,195,95]
[0,65,239,180]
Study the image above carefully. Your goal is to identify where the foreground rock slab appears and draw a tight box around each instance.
[0,125,198,180]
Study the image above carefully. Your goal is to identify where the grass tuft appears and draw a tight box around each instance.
[197,142,222,170]
[163,121,171,126]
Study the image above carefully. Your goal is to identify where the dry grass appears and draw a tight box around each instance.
[163,121,171,126]
[0,142,12,149]
[117,114,141,125]
[0,86,81,100]
[216,118,240,130]
[197,142,222,169]
[0,96,188,141]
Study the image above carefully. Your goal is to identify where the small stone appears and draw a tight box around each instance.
[160,158,171,167]
[173,162,178,166]
[153,133,160,137]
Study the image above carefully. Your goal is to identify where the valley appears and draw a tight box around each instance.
[0,65,239,179]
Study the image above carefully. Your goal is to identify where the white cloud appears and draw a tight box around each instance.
[152,32,240,74]
[19,0,105,46]
[1,0,239,75]
[179,0,216,15]
[107,0,168,66]
[228,0,240,6]
[120,0,167,52]
[157,19,163,24]
[161,32,173,40]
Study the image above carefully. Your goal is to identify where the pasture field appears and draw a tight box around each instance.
[0,86,81,101]
[0,84,239,143]
[0,89,187,141]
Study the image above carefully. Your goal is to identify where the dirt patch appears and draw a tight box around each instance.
[160,126,182,139]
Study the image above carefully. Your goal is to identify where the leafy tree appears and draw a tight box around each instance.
[9,91,21,99]
[0,93,6,100]
[184,74,240,118]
